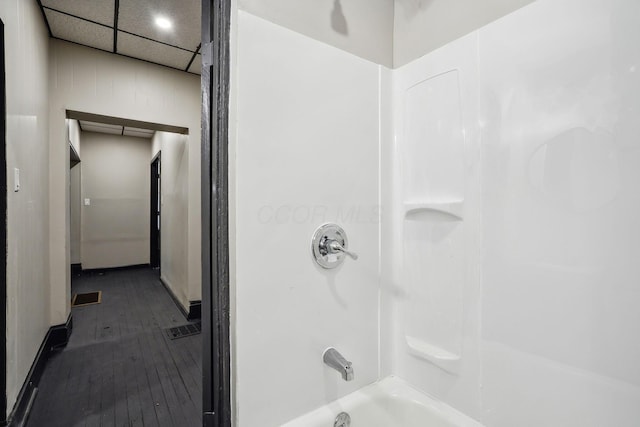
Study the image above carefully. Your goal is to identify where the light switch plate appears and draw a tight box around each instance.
[13,168,20,192]
[84,198,91,206]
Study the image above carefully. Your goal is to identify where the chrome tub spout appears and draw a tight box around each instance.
[323,348,354,381]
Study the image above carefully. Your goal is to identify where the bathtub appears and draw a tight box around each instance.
[282,376,483,427]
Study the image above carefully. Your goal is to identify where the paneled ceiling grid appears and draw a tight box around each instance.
[78,120,156,139]
[38,0,202,75]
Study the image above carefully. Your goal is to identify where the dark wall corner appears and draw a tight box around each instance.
[6,315,73,427]
[188,301,201,320]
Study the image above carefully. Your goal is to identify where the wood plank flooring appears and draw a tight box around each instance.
[26,267,202,427]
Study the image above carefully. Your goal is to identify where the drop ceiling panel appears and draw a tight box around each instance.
[125,126,154,134]
[69,110,189,134]
[118,32,193,70]
[188,54,202,75]
[79,120,158,138]
[82,125,123,136]
[41,0,115,26]
[45,9,113,52]
[123,128,154,138]
[80,121,122,131]
[118,0,200,52]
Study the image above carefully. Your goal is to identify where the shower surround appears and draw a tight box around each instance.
[231,0,640,425]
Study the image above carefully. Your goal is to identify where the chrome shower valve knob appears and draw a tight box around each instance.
[311,223,358,269]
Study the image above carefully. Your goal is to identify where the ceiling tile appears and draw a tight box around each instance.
[118,0,200,51]
[80,121,122,131]
[45,9,113,52]
[82,126,123,136]
[125,127,154,134]
[123,128,154,138]
[188,54,202,75]
[42,0,115,26]
[117,32,193,70]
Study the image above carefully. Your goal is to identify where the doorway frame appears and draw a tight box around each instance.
[201,0,232,425]
[150,152,161,271]
[0,18,7,423]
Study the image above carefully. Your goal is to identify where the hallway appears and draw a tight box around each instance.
[26,267,202,427]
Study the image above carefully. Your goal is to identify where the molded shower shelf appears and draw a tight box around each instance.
[403,200,464,221]
[406,336,461,373]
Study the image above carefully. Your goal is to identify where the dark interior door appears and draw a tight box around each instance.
[150,154,161,270]
[1,18,8,422]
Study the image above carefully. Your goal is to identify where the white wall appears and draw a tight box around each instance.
[237,0,538,68]
[384,0,640,425]
[69,119,81,264]
[48,40,201,325]
[151,131,191,308]
[393,0,535,67]
[0,0,51,417]
[68,118,80,155]
[233,11,381,426]
[80,132,151,269]
[238,0,393,67]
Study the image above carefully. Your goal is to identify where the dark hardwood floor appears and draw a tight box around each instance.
[26,267,202,427]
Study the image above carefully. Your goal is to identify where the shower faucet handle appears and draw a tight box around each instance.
[311,224,357,269]
[327,240,358,260]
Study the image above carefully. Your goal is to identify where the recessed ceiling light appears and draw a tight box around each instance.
[155,16,173,30]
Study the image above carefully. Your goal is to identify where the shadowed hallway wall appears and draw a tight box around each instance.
[0,0,51,416]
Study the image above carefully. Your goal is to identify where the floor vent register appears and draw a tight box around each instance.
[71,291,102,307]
[165,322,201,340]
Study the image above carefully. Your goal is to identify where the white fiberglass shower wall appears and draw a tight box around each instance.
[231,0,640,425]
[382,0,640,425]
[231,4,387,426]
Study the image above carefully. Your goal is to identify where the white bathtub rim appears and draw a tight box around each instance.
[281,375,483,426]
